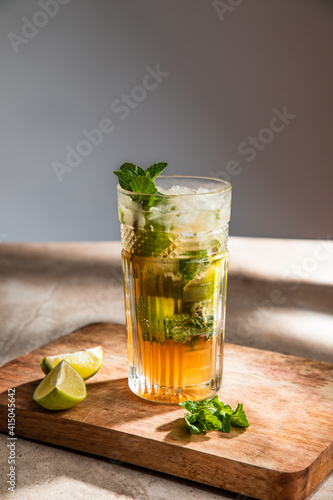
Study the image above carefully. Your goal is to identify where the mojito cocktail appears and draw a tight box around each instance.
[117,172,231,403]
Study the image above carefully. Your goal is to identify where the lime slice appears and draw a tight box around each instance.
[33,360,87,410]
[40,346,103,380]
[183,260,222,302]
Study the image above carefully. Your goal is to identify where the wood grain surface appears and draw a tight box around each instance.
[0,323,332,500]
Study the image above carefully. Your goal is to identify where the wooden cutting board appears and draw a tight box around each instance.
[0,323,332,500]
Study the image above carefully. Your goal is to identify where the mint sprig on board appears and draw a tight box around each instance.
[179,396,249,434]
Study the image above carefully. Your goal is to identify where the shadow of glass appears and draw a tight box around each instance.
[228,277,333,319]
[0,376,179,427]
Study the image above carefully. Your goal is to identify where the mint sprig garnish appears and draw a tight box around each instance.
[115,162,171,257]
[114,162,167,195]
[179,396,249,434]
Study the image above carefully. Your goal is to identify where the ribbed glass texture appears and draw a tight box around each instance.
[118,175,231,403]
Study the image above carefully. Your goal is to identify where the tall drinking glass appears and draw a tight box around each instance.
[118,175,231,403]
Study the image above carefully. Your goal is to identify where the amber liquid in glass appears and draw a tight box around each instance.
[122,249,227,403]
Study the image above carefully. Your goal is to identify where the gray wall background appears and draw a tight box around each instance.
[1,0,332,242]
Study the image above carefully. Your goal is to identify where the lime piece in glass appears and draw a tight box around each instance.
[33,360,87,411]
[40,346,103,380]
[183,260,222,302]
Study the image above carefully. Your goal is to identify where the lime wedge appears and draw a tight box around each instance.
[40,346,103,380]
[33,360,87,410]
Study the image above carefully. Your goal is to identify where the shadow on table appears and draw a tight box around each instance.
[0,377,180,426]
[156,418,246,445]
[226,276,333,363]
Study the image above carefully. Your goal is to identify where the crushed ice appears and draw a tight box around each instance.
[156,185,215,195]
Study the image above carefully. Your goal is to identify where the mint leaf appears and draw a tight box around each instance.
[114,161,170,256]
[203,395,219,407]
[179,250,210,283]
[184,413,203,434]
[114,162,167,195]
[230,403,250,428]
[119,162,145,178]
[145,162,167,181]
[179,401,196,413]
[128,175,159,208]
[197,409,222,432]
[114,163,146,190]
[220,413,232,433]
[132,230,173,258]
[129,175,157,195]
[179,396,249,434]
[219,404,233,415]
[164,308,215,343]
[113,170,133,191]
